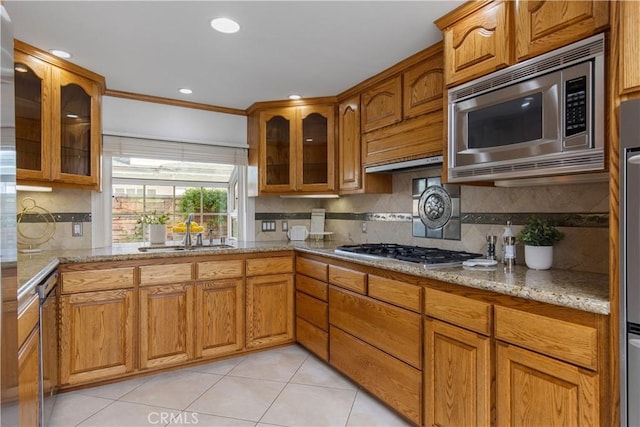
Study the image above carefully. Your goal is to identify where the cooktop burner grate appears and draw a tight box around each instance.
[335,243,482,266]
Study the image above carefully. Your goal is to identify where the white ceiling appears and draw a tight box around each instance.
[5,1,464,111]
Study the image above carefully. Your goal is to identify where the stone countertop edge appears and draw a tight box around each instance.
[18,241,610,315]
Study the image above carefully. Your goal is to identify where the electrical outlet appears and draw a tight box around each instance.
[361,222,367,233]
[72,221,83,237]
[282,220,288,232]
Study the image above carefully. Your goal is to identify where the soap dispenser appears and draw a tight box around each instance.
[501,220,516,265]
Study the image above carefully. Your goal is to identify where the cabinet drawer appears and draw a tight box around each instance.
[295,274,328,301]
[139,263,192,286]
[329,265,367,294]
[296,317,328,361]
[61,267,135,294]
[329,287,421,368]
[296,257,328,282]
[494,306,597,370]
[18,294,39,349]
[368,275,421,312]
[246,256,293,276]
[196,259,244,280]
[425,288,492,336]
[330,326,421,425]
[296,291,328,331]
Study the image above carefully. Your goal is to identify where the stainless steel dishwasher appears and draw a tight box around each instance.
[38,271,58,427]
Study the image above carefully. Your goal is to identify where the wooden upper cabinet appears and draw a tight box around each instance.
[256,104,335,195]
[14,41,104,190]
[515,1,609,62]
[14,50,52,182]
[297,105,335,193]
[436,0,514,87]
[403,54,444,119]
[338,95,392,195]
[361,76,402,133]
[338,96,361,193]
[618,0,640,96]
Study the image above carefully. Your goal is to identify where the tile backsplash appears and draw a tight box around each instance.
[16,189,92,251]
[255,168,609,274]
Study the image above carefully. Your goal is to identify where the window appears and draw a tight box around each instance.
[111,157,236,243]
[99,135,249,246]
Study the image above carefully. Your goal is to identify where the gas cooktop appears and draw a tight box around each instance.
[334,243,482,268]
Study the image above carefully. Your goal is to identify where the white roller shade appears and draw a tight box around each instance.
[103,135,247,166]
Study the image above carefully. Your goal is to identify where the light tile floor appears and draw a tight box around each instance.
[49,345,412,427]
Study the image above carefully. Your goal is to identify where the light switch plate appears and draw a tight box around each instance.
[72,221,83,237]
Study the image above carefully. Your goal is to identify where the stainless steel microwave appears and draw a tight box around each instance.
[447,33,605,183]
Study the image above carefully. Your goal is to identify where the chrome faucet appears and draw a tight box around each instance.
[184,213,194,248]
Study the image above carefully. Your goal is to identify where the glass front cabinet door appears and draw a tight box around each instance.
[14,50,51,182]
[14,42,103,190]
[259,104,335,194]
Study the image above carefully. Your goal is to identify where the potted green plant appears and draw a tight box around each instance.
[517,216,564,270]
[137,210,170,244]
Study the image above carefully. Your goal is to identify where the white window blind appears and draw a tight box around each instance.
[103,135,247,166]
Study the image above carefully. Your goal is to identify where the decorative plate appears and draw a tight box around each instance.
[418,185,452,229]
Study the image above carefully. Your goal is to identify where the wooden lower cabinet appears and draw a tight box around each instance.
[330,326,421,425]
[195,279,244,359]
[139,283,195,369]
[424,318,491,427]
[496,341,599,426]
[246,273,294,349]
[296,317,328,361]
[60,289,134,385]
[329,286,421,368]
[18,327,40,427]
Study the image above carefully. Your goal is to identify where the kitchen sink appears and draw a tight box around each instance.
[138,244,235,252]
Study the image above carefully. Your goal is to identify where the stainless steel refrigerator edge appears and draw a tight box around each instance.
[0,4,19,426]
[620,99,640,427]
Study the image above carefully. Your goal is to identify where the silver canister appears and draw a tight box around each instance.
[486,234,497,260]
[503,235,517,272]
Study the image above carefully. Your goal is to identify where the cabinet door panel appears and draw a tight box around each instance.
[440,0,513,86]
[195,279,244,359]
[515,0,609,61]
[139,284,194,369]
[18,328,40,427]
[60,289,134,385]
[338,96,361,192]
[246,274,294,349]
[51,67,101,188]
[298,105,335,192]
[403,53,444,119]
[496,342,599,426]
[14,50,52,181]
[260,108,295,193]
[425,318,491,427]
[619,0,640,95]
[361,76,402,133]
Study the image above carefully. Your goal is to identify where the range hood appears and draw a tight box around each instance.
[365,155,443,173]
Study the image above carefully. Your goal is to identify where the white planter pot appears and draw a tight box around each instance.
[524,245,554,270]
[148,224,166,244]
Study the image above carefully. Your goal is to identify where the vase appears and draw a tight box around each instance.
[148,224,166,244]
[524,245,553,270]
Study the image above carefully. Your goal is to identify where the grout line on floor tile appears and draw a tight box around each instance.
[71,398,119,427]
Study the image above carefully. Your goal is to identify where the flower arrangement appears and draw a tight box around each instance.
[137,210,170,225]
[517,216,564,246]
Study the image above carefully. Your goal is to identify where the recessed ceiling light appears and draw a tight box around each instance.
[49,49,71,59]
[14,64,28,73]
[210,17,240,34]
[179,88,193,95]
[289,94,302,100]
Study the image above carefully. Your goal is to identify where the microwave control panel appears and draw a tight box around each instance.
[565,76,587,137]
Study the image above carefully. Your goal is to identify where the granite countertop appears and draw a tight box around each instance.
[18,240,610,315]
